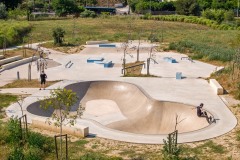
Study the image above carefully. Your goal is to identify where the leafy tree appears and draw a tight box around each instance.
[0,2,7,19]
[52,27,65,45]
[52,0,80,16]
[40,88,83,160]
[175,0,200,16]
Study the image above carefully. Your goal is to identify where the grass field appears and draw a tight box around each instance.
[29,16,238,49]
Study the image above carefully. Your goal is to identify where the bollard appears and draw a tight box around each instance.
[17,71,20,80]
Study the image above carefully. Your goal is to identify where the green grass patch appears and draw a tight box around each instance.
[0,94,18,109]
[0,20,31,49]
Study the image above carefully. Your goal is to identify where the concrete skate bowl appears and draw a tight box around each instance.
[64,81,212,135]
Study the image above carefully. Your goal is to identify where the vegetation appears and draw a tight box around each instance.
[142,15,240,30]
[40,88,81,160]
[0,3,7,19]
[52,0,82,17]
[0,94,18,109]
[52,27,65,45]
[0,21,31,49]
[0,79,59,88]
[175,0,200,16]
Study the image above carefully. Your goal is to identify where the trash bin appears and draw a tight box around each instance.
[176,72,182,80]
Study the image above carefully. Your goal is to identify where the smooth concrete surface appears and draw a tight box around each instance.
[2,56,38,70]
[4,42,237,144]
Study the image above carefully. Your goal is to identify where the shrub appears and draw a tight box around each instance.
[0,21,31,48]
[52,27,65,45]
[8,8,27,20]
[224,10,235,22]
[80,10,97,18]
[8,147,24,160]
[7,117,22,145]
[27,131,54,153]
[202,9,225,24]
[24,146,44,160]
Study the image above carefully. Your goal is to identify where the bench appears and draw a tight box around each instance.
[95,60,113,68]
[209,79,224,95]
[32,118,89,137]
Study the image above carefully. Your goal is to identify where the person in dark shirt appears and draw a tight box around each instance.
[197,103,205,117]
[40,71,47,90]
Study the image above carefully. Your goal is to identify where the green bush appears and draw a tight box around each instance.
[24,146,44,160]
[0,21,31,48]
[224,10,235,22]
[80,10,97,18]
[8,8,27,20]
[27,131,54,153]
[8,147,24,160]
[52,27,65,45]
[141,15,238,30]
[7,117,22,145]
[202,9,225,24]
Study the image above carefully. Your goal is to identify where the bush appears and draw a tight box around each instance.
[224,10,235,22]
[80,10,97,18]
[8,147,24,160]
[0,21,31,48]
[27,131,54,153]
[24,146,44,160]
[8,8,27,20]
[202,9,225,24]
[7,117,22,145]
[52,27,65,45]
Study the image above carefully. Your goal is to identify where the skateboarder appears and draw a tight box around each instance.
[40,71,47,90]
[197,103,207,117]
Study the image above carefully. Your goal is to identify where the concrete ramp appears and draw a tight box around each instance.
[75,81,210,134]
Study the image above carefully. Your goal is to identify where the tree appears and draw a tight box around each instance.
[175,0,200,16]
[52,0,80,16]
[52,27,65,45]
[0,3,7,19]
[40,88,83,160]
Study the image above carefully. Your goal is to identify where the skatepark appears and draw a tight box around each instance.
[3,41,237,144]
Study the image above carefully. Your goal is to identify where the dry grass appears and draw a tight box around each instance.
[3,48,37,58]
[40,42,85,54]
[0,79,60,88]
